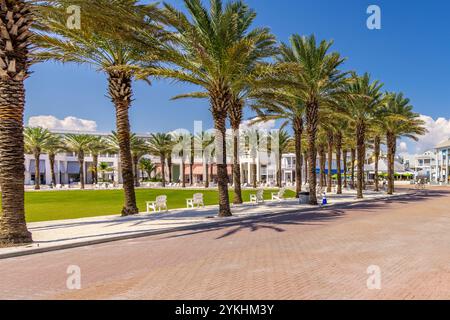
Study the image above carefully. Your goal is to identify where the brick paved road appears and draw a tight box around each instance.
[1,187,450,300]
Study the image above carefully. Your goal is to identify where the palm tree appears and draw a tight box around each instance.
[33,1,169,216]
[98,161,113,182]
[0,0,35,244]
[130,135,148,187]
[244,129,261,189]
[252,87,307,196]
[87,136,107,185]
[189,134,195,185]
[148,133,173,187]
[63,134,95,190]
[195,132,215,188]
[44,134,65,187]
[379,93,426,194]
[279,35,347,204]
[24,127,53,190]
[343,73,384,198]
[269,129,291,187]
[152,0,276,216]
[171,132,192,188]
[139,158,156,181]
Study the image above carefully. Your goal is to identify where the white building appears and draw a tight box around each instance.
[24,130,345,187]
[433,139,450,184]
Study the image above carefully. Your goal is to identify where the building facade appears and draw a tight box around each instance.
[24,130,346,187]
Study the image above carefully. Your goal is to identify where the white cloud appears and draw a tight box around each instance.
[28,115,97,132]
[240,118,276,131]
[399,141,408,153]
[399,114,450,156]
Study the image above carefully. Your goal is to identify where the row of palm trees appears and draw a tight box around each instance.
[0,0,426,244]
[24,127,156,190]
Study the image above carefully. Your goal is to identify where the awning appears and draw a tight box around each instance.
[29,160,45,173]
[67,161,80,174]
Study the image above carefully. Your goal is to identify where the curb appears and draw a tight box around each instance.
[0,193,406,260]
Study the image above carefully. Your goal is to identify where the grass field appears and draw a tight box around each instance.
[21,188,295,222]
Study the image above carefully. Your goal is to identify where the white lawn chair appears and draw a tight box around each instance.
[250,188,264,204]
[186,193,205,209]
[271,187,286,201]
[146,195,168,213]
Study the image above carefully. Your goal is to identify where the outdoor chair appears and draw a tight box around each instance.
[186,193,205,209]
[146,195,168,213]
[272,187,286,201]
[250,188,264,204]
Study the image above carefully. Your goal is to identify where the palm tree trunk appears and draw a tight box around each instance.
[204,159,209,188]
[335,132,343,194]
[232,128,243,204]
[356,122,365,199]
[319,146,326,188]
[167,154,172,183]
[343,149,348,188]
[326,130,333,193]
[386,132,396,195]
[277,153,282,187]
[92,154,99,185]
[108,71,138,215]
[306,102,319,205]
[0,75,32,244]
[293,117,303,195]
[181,159,186,188]
[133,155,140,187]
[212,103,232,217]
[303,151,308,185]
[374,136,381,192]
[49,153,56,187]
[189,161,194,186]
[210,161,214,183]
[160,155,166,187]
[34,152,41,190]
[351,148,356,189]
[252,163,257,188]
[229,97,244,204]
[78,153,85,190]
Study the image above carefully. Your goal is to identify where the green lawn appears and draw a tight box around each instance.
[21,188,295,222]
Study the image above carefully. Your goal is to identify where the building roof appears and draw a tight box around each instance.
[435,139,450,149]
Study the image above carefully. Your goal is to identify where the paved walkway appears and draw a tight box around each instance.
[0,190,394,258]
[3,187,450,299]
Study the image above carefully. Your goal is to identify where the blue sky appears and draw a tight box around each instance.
[25,0,450,151]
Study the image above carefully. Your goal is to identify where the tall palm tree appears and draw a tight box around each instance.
[171,132,192,188]
[0,0,35,244]
[269,129,291,187]
[279,35,347,204]
[63,134,95,190]
[379,93,426,194]
[139,158,156,181]
[24,127,53,190]
[148,133,173,187]
[152,0,275,216]
[44,134,65,187]
[252,88,307,196]
[130,135,148,187]
[195,132,215,188]
[33,0,169,216]
[87,136,107,185]
[343,73,384,198]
